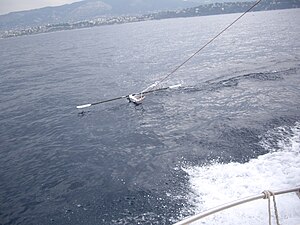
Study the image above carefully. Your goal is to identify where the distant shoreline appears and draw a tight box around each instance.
[1,1,299,39]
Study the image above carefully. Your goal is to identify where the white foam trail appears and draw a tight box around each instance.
[169,84,182,89]
[142,81,160,93]
[181,122,300,225]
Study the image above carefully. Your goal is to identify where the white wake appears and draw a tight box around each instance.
[181,122,300,225]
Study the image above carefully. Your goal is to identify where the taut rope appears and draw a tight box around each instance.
[149,0,263,91]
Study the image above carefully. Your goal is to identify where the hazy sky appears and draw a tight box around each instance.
[0,0,83,15]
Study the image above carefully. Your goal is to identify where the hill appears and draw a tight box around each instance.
[0,0,199,30]
[1,0,299,38]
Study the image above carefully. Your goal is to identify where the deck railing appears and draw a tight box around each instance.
[174,186,300,225]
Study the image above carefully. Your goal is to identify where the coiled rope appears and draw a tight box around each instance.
[262,190,281,225]
[149,0,263,91]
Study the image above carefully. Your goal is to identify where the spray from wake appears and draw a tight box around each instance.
[181,122,300,225]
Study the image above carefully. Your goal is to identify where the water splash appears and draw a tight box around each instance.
[180,122,300,225]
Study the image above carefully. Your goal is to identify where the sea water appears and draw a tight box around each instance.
[0,8,299,225]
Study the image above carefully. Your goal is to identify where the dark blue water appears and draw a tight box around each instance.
[1,9,300,225]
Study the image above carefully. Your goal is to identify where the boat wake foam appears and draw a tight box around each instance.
[180,122,300,225]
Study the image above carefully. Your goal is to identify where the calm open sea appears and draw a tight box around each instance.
[0,8,300,225]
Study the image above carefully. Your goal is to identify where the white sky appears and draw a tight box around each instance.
[0,0,83,15]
